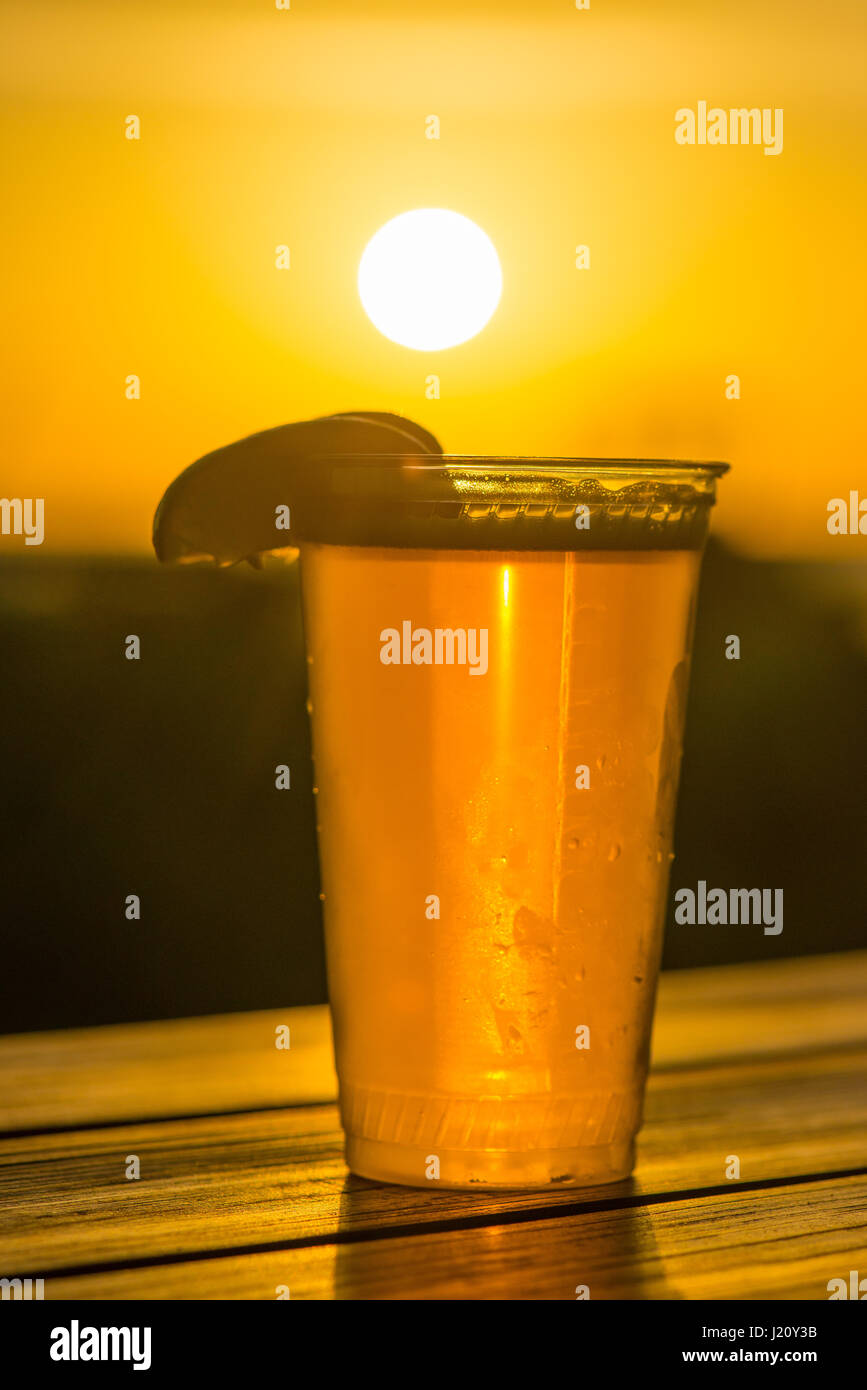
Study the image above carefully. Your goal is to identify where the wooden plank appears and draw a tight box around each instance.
[2,1048,864,1272]
[1,952,865,1133]
[39,1175,867,1300]
[0,1005,337,1132]
[652,951,867,1069]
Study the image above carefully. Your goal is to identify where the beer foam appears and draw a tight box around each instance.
[299,457,728,552]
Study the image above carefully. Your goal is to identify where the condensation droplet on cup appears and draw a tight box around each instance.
[607,843,621,861]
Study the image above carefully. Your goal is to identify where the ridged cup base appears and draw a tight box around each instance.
[345,1133,636,1190]
[338,1080,643,1188]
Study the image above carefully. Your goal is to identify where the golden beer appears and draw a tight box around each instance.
[300,459,724,1187]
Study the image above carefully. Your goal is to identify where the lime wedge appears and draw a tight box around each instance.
[153,411,442,566]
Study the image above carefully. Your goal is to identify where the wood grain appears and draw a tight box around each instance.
[2,952,865,1299]
[1,954,865,1133]
[0,1005,337,1132]
[1,1047,864,1272]
[40,1176,867,1301]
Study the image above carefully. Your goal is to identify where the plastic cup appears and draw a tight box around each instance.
[299,457,726,1188]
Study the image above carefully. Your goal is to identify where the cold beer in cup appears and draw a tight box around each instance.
[300,458,726,1188]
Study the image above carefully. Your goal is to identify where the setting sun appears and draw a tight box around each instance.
[357,208,502,352]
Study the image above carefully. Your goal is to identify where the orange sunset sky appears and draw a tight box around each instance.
[2,0,866,558]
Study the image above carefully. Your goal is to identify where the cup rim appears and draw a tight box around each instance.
[317,454,731,476]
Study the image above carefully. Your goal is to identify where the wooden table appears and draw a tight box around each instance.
[2,952,866,1300]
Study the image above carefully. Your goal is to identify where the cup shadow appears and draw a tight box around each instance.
[327,1171,681,1300]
